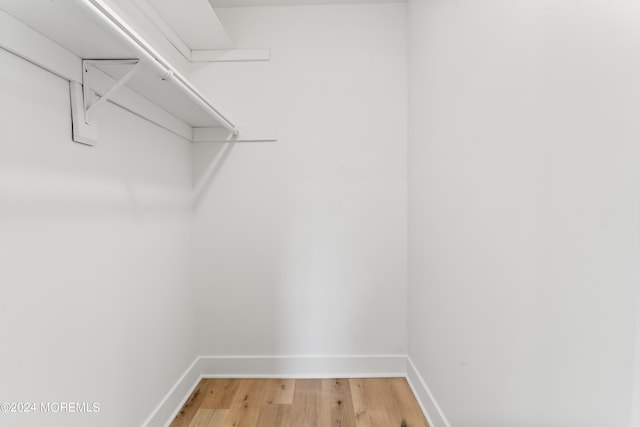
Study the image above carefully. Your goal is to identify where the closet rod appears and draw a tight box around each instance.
[78,0,240,136]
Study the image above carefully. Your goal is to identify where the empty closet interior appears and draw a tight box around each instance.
[1,0,639,426]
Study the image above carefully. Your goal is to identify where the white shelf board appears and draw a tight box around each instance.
[1,0,138,62]
[96,62,224,127]
[0,0,233,131]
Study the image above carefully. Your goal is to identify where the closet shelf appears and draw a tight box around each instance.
[0,0,270,144]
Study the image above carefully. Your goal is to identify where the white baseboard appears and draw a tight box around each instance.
[142,357,203,427]
[197,354,407,379]
[406,357,451,427]
[143,354,446,427]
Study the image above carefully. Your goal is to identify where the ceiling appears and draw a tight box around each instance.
[146,0,233,49]
[209,0,406,7]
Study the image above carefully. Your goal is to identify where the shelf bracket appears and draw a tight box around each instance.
[83,59,141,124]
[70,59,141,146]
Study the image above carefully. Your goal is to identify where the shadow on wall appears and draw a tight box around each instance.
[192,142,235,208]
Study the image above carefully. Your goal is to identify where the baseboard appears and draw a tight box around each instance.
[142,357,202,427]
[143,354,443,427]
[197,354,407,379]
[406,356,451,427]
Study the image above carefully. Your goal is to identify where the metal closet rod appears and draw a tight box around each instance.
[80,0,240,136]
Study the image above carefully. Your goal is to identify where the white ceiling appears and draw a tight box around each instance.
[209,0,406,7]
[146,0,233,49]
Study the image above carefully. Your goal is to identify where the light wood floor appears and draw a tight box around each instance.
[169,378,429,427]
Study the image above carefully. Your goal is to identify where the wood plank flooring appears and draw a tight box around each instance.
[169,378,429,427]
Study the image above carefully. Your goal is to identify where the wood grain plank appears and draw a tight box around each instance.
[200,379,241,409]
[188,409,226,427]
[350,378,372,427]
[221,379,270,427]
[290,379,318,426]
[290,379,333,426]
[387,378,429,427]
[170,381,215,427]
[323,378,357,427]
[349,378,394,427]
[255,404,291,427]
[265,379,295,405]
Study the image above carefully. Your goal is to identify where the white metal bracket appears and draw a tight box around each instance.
[70,59,141,146]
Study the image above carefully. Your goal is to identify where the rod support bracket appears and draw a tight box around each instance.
[161,69,174,81]
[70,59,141,146]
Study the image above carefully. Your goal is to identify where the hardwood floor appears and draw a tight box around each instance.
[169,378,429,427]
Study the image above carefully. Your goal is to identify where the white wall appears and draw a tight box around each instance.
[0,49,197,427]
[191,4,408,357]
[408,1,640,426]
